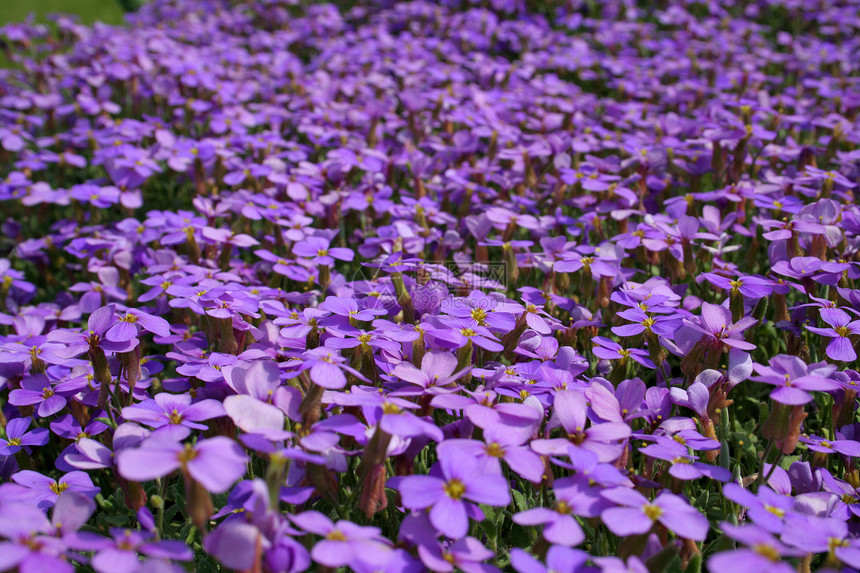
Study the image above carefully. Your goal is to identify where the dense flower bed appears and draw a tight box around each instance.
[1,0,860,571]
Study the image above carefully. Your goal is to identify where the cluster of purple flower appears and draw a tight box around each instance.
[1,0,860,571]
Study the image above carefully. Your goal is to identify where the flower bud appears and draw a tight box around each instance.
[359,463,388,519]
[184,475,214,533]
[117,475,147,512]
[150,495,164,509]
[762,401,807,455]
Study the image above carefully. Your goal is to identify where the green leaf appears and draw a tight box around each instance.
[646,544,679,573]
[508,523,534,548]
[511,488,529,513]
[696,488,709,509]
[479,516,496,540]
[684,553,702,573]
[103,513,129,527]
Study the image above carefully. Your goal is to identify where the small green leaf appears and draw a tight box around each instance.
[684,553,702,573]
[512,489,529,513]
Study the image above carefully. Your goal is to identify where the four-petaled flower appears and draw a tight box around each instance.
[805,308,860,362]
[394,442,511,539]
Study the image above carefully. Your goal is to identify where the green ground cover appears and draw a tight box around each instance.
[0,0,124,26]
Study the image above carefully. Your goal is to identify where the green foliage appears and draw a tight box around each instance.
[0,0,125,26]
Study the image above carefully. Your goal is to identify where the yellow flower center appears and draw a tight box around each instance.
[642,504,663,520]
[753,543,780,561]
[50,482,70,495]
[485,442,505,457]
[764,505,785,517]
[381,402,401,415]
[566,427,586,444]
[443,479,466,500]
[177,444,198,464]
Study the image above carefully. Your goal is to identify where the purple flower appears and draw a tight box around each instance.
[8,374,67,417]
[699,273,774,300]
[805,307,860,361]
[390,351,470,391]
[416,536,498,573]
[511,546,589,573]
[116,436,248,493]
[289,511,392,568]
[751,354,837,405]
[204,515,311,573]
[601,487,709,540]
[318,296,386,323]
[0,500,74,573]
[611,307,682,338]
[120,392,225,440]
[430,389,543,430]
[531,390,631,462]
[592,336,656,368]
[105,308,171,342]
[324,326,402,354]
[204,520,267,571]
[298,347,366,389]
[550,447,631,488]
[771,257,824,285]
[293,235,354,266]
[722,484,794,533]
[84,529,193,573]
[512,478,603,546]
[685,302,757,351]
[64,438,116,471]
[554,252,618,277]
[781,516,860,569]
[275,308,329,339]
[639,441,731,482]
[800,434,860,458]
[11,470,99,510]
[440,424,544,483]
[326,387,443,442]
[226,395,290,441]
[426,318,505,352]
[669,380,711,419]
[394,442,511,539]
[0,417,49,456]
[0,258,35,301]
[821,473,860,520]
[46,304,137,358]
[707,523,800,573]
